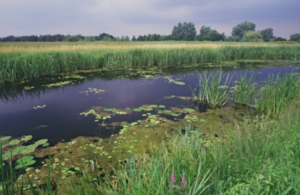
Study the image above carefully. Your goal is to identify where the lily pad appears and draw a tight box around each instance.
[21,135,33,142]
[9,139,20,146]
[34,139,48,146]
[158,105,166,109]
[0,136,11,142]
[15,156,36,169]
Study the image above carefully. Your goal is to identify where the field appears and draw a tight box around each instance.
[1,41,298,53]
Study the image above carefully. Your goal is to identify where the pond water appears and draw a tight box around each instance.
[1,64,300,145]
[1,61,300,183]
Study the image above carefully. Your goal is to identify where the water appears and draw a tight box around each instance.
[1,64,300,146]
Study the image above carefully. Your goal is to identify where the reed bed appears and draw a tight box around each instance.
[193,71,300,117]
[1,44,300,83]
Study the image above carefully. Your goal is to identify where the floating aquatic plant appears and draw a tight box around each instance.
[15,156,36,169]
[33,105,46,109]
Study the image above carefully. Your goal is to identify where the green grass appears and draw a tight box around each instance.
[255,73,300,117]
[1,44,300,83]
[192,70,232,108]
[232,72,261,105]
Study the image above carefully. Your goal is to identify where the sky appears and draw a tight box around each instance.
[0,0,299,39]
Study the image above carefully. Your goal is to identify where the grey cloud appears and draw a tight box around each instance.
[0,0,299,38]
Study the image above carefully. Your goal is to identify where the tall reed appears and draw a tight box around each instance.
[232,72,261,105]
[192,71,232,108]
[255,73,300,117]
[1,45,300,83]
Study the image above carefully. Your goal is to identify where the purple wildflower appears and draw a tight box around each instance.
[170,171,175,184]
[181,172,186,188]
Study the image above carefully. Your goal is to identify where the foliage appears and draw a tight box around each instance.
[225,36,240,42]
[274,37,287,41]
[65,36,80,42]
[192,71,232,108]
[98,33,115,41]
[255,73,300,118]
[232,73,261,105]
[198,26,225,41]
[131,36,137,41]
[84,36,96,42]
[171,22,197,41]
[232,21,256,40]
[260,28,275,42]
[290,33,300,42]
[242,31,263,42]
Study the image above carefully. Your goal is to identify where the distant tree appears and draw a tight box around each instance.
[137,35,145,41]
[3,35,16,42]
[65,36,79,42]
[171,22,196,41]
[0,37,2,42]
[274,37,287,41]
[242,31,263,42]
[290,33,300,42]
[159,35,172,41]
[232,21,256,40]
[84,36,96,42]
[99,33,115,41]
[132,36,137,41]
[198,26,225,41]
[225,36,240,42]
[260,28,275,42]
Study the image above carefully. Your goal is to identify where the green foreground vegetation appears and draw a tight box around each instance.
[1,71,300,194]
[1,42,300,83]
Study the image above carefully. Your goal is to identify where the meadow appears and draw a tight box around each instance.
[1,41,300,83]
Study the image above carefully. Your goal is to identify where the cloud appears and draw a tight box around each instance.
[0,0,299,38]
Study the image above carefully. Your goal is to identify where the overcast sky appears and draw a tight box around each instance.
[0,0,299,38]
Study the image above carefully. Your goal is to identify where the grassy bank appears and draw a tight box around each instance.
[2,105,300,194]
[1,42,300,83]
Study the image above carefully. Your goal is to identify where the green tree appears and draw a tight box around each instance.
[242,31,263,42]
[99,33,115,41]
[290,33,300,42]
[132,36,137,41]
[65,36,79,42]
[226,36,240,42]
[274,37,287,41]
[260,28,275,42]
[232,21,256,40]
[198,26,225,41]
[84,36,96,42]
[171,22,196,41]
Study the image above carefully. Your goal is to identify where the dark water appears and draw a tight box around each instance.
[1,65,300,145]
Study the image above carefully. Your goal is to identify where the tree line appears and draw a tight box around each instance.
[1,21,300,42]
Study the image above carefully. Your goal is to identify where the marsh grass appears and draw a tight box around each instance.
[192,71,232,108]
[255,73,300,117]
[232,73,261,105]
[1,43,300,83]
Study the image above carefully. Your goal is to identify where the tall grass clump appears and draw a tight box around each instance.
[255,73,300,117]
[192,71,232,108]
[232,72,261,105]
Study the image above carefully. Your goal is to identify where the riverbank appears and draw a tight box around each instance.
[1,42,300,83]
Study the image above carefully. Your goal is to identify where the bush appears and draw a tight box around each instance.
[242,31,263,42]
